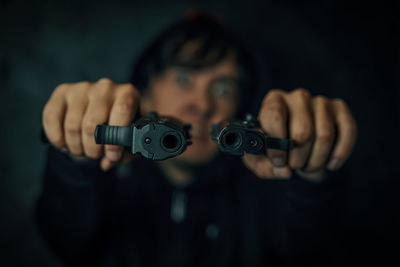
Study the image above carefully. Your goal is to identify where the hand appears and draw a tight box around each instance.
[42,78,140,171]
[243,89,357,182]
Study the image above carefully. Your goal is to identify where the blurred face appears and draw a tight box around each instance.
[141,56,240,166]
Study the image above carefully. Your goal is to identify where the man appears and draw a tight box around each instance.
[37,13,357,267]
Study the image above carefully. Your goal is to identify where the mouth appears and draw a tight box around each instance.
[189,125,211,143]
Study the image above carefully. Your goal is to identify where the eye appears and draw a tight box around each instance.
[176,70,191,86]
[213,83,229,96]
[210,79,238,99]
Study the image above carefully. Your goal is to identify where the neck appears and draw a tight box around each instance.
[157,160,195,188]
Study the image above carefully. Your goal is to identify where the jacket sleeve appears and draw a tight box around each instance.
[35,146,115,266]
[282,167,350,267]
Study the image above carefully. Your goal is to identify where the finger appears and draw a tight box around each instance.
[42,84,68,149]
[63,93,88,156]
[242,154,292,179]
[101,151,140,172]
[284,89,314,170]
[305,96,335,171]
[104,84,139,164]
[81,86,113,159]
[327,99,357,171]
[100,157,113,171]
[258,90,288,166]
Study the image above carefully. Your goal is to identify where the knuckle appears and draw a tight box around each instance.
[115,101,135,116]
[314,95,329,104]
[64,121,81,136]
[316,125,334,143]
[118,86,140,103]
[292,126,313,143]
[60,83,89,104]
[119,83,139,95]
[263,89,283,103]
[54,83,69,93]
[93,78,114,97]
[70,81,91,95]
[67,89,89,103]
[265,106,285,124]
[293,88,311,99]
[97,78,114,86]
[268,89,284,96]
[82,120,98,136]
[332,98,348,109]
[77,81,91,87]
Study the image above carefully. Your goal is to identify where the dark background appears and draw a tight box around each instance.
[0,0,399,266]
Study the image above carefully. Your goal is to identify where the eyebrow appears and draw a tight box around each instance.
[211,75,241,84]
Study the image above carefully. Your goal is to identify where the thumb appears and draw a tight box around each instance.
[100,149,139,171]
[100,144,124,171]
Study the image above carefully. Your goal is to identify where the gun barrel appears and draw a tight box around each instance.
[94,113,191,160]
[133,123,189,160]
[218,127,265,155]
[221,131,243,150]
[212,119,294,156]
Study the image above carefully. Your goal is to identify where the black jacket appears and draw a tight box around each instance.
[36,146,348,267]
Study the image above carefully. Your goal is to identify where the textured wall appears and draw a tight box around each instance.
[0,0,399,266]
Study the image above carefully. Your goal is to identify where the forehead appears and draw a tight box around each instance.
[181,55,239,80]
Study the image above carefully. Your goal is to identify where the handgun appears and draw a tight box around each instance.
[211,114,294,156]
[95,112,192,160]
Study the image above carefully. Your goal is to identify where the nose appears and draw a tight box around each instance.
[187,85,215,119]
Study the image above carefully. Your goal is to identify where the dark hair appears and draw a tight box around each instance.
[129,12,259,117]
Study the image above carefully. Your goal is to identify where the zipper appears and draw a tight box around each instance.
[170,191,187,223]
